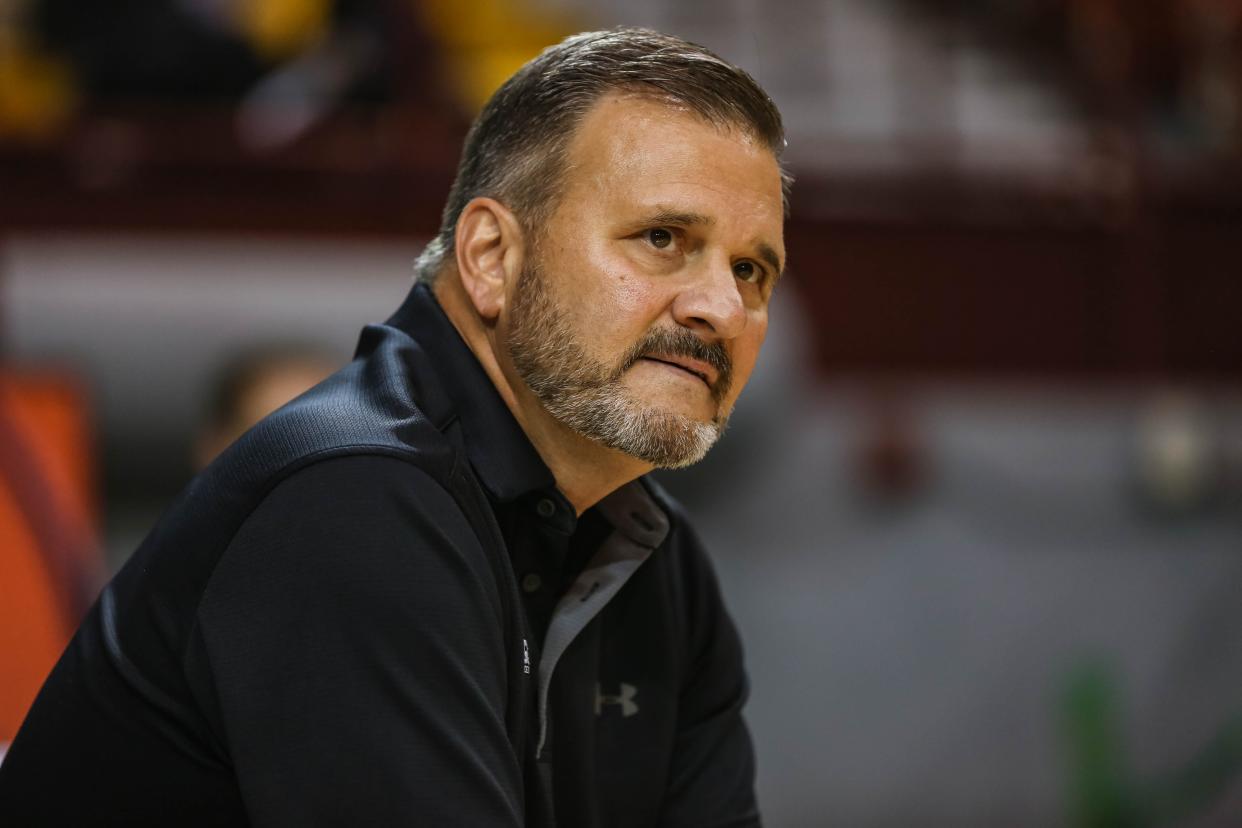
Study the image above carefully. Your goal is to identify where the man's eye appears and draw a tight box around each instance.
[646,227,673,249]
[733,260,761,283]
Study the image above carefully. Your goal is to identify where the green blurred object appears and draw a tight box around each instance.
[1062,662,1142,827]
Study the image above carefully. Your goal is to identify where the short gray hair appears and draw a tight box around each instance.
[415,27,789,283]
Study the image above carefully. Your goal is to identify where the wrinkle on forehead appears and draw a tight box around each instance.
[570,94,777,180]
[567,99,783,210]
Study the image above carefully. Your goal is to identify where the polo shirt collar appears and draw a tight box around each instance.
[385,282,555,503]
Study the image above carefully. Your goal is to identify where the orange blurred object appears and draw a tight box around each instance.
[0,370,101,744]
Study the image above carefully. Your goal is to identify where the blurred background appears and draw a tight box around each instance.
[1,1,1241,825]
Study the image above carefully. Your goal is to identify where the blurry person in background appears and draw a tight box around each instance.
[193,345,338,471]
[0,28,788,827]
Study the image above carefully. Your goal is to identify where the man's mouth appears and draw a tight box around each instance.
[640,355,715,388]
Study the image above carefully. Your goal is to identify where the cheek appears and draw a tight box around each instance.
[729,322,767,394]
[572,248,667,336]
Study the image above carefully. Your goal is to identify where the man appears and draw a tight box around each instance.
[0,28,788,827]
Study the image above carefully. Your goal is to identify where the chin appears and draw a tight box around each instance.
[625,378,719,423]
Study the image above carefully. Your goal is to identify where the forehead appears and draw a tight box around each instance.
[556,93,785,254]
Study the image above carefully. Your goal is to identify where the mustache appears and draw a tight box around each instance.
[617,327,733,402]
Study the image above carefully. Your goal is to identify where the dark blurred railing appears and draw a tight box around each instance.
[788,161,1242,383]
[0,102,466,235]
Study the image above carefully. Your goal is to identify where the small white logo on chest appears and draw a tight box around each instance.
[522,639,531,674]
[595,682,639,717]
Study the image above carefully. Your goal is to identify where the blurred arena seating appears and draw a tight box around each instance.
[1,1,1239,379]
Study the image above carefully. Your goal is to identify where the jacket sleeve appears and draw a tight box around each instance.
[193,454,524,827]
[659,518,762,828]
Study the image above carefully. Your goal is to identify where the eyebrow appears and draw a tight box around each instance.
[644,208,785,277]
[647,209,715,227]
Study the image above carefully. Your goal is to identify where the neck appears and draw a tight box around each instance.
[433,273,652,515]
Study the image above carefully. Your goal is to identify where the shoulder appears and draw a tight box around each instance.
[231,452,468,533]
[196,453,511,669]
[209,453,494,600]
[171,345,463,578]
[214,347,458,489]
[122,325,466,597]
[122,356,465,613]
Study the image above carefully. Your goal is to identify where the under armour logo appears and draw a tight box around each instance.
[595,683,638,717]
[522,639,531,675]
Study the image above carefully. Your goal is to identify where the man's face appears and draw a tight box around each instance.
[504,93,785,468]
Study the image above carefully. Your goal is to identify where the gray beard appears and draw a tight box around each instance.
[507,262,731,469]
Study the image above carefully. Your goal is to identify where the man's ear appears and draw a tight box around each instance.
[454,197,524,321]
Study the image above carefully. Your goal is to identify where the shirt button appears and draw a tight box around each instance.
[522,573,543,593]
[535,498,556,518]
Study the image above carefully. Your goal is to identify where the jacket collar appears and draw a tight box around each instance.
[385,282,556,503]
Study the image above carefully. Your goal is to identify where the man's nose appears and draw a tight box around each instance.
[670,255,747,340]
